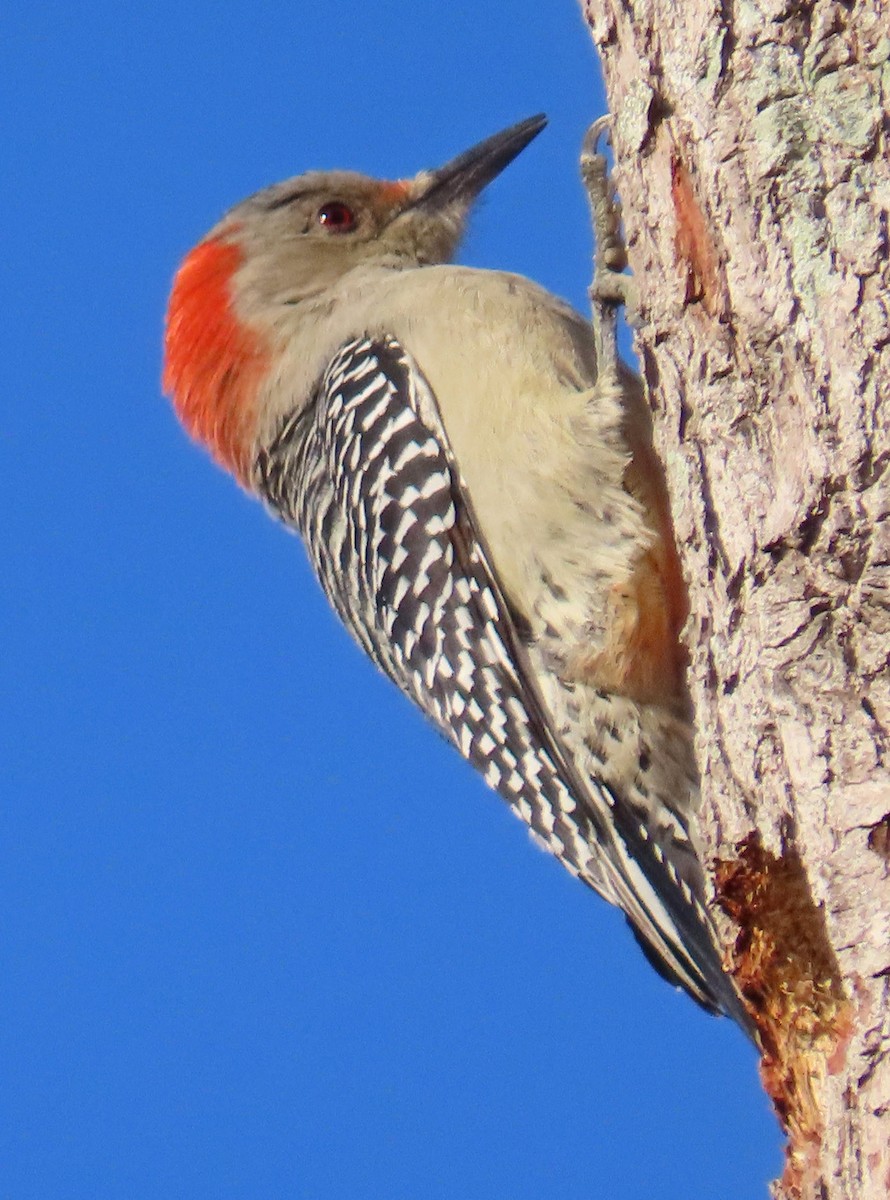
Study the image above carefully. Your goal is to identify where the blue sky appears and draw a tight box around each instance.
[5,4,782,1197]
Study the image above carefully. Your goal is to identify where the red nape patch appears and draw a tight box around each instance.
[163,234,271,488]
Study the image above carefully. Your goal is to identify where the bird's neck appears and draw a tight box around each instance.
[163,234,272,488]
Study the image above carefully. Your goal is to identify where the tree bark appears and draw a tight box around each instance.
[579,2,890,1196]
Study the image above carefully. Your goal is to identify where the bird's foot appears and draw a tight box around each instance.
[580,116,637,380]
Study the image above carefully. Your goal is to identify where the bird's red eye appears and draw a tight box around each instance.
[317,202,357,232]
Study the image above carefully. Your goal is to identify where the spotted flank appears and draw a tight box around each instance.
[255,335,748,1025]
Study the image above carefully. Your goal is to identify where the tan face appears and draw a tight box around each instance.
[214,169,468,313]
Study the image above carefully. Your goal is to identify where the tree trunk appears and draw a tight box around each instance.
[579,2,890,1196]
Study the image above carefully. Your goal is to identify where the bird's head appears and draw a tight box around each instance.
[163,115,546,486]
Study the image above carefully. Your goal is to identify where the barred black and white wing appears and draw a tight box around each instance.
[256,334,745,1023]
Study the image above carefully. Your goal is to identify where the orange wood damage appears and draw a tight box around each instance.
[717,835,852,1199]
[671,154,728,320]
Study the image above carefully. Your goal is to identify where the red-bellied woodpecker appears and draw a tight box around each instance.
[163,115,748,1028]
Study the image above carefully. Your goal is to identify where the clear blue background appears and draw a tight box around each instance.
[4,4,782,1197]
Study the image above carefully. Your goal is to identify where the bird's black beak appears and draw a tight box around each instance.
[411,114,547,214]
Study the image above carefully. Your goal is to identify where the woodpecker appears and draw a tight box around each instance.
[163,115,748,1028]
